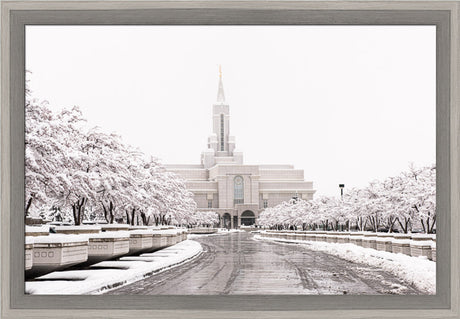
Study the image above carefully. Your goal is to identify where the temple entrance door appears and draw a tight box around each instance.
[240,210,256,226]
[233,216,238,229]
[223,213,231,229]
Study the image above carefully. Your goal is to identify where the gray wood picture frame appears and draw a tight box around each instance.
[1,1,459,318]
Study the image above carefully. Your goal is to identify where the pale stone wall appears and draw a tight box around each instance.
[259,169,305,180]
[169,169,208,181]
[185,181,218,192]
[193,193,209,209]
[265,193,298,207]
[259,181,314,191]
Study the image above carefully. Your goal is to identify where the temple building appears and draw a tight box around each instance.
[165,68,315,228]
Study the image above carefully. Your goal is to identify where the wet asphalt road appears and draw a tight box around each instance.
[106,231,422,295]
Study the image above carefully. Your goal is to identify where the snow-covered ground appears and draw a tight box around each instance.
[25,239,202,295]
[254,234,435,294]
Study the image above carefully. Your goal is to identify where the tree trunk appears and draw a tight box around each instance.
[102,201,115,224]
[125,210,130,225]
[420,219,426,233]
[397,217,409,234]
[72,197,86,226]
[130,209,136,226]
[25,197,33,217]
[429,215,436,233]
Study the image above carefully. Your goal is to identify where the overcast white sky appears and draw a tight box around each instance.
[26,26,436,197]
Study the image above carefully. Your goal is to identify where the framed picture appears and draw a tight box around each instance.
[1,1,459,318]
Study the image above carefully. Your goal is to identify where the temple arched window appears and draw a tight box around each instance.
[234,176,244,205]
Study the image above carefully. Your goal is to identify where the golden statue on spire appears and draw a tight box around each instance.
[219,65,222,79]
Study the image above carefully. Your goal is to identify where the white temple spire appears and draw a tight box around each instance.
[217,65,225,103]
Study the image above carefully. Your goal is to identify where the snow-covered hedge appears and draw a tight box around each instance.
[258,165,436,234]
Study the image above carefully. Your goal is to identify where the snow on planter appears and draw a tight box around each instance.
[25,225,50,237]
[189,227,218,234]
[51,225,101,235]
[27,234,89,278]
[100,224,130,232]
[128,230,154,254]
[128,226,149,230]
[87,231,130,264]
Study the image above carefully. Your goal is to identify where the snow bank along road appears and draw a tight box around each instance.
[25,240,202,295]
[107,231,426,295]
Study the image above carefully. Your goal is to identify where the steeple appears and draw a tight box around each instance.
[216,65,225,103]
[201,66,243,168]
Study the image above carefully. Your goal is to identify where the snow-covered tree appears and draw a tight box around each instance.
[26,89,198,226]
[257,165,436,233]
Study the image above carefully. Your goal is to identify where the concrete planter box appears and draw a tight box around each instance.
[362,233,378,249]
[391,239,411,255]
[28,235,88,277]
[25,238,34,270]
[278,233,288,240]
[100,224,130,232]
[295,232,306,241]
[26,226,50,237]
[362,238,377,249]
[375,238,393,252]
[129,230,153,254]
[325,234,338,243]
[164,234,176,246]
[349,233,364,246]
[152,233,168,249]
[336,234,350,244]
[410,241,433,260]
[52,225,101,235]
[87,232,130,263]
[315,234,327,242]
[350,237,363,246]
[286,232,296,240]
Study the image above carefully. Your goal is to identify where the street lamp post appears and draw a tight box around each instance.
[339,184,345,200]
[339,184,345,231]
